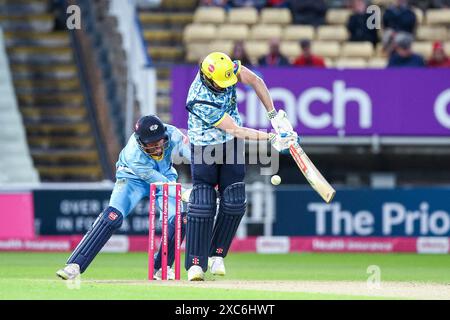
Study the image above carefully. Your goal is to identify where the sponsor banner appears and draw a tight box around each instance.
[256,236,290,254]
[33,190,153,235]
[274,187,450,237]
[0,237,71,251]
[101,235,129,253]
[171,67,450,136]
[416,237,449,254]
[0,236,447,254]
[0,193,34,238]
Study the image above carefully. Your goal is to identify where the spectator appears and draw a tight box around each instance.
[428,41,450,67]
[199,0,229,6]
[288,0,327,26]
[383,0,417,34]
[229,0,267,10]
[387,32,425,67]
[231,41,253,66]
[257,38,290,66]
[381,29,397,56]
[347,0,379,47]
[267,0,289,7]
[293,39,326,67]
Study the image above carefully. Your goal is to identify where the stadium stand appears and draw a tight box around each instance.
[0,0,103,181]
[0,28,39,184]
[139,0,195,122]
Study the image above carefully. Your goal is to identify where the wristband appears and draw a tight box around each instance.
[267,109,277,120]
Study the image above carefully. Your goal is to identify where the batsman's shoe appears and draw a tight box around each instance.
[153,266,175,280]
[56,263,80,280]
[208,256,226,276]
[187,265,204,281]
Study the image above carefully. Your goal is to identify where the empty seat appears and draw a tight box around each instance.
[311,41,341,58]
[426,9,450,25]
[413,7,424,25]
[367,58,388,68]
[416,26,447,41]
[412,41,433,59]
[250,24,282,40]
[217,24,249,41]
[183,24,216,42]
[280,41,301,60]
[260,8,292,25]
[193,7,226,24]
[209,40,234,56]
[341,42,374,58]
[326,9,352,25]
[335,58,368,68]
[317,25,349,41]
[371,0,395,6]
[444,42,450,54]
[186,43,210,63]
[244,40,269,62]
[283,25,315,41]
[228,7,258,25]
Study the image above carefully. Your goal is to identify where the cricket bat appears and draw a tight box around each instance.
[289,142,336,203]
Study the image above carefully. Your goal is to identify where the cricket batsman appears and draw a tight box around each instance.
[185,52,298,281]
[56,115,191,280]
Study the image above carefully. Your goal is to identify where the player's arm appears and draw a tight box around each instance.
[216,114,297,152]
[237,65,275,114]
[215,113,270,141]
[237,65,294,134]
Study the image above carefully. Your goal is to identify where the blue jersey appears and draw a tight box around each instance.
[115,124,190,183]
[186,60,242,146]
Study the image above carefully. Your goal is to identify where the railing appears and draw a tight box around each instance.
[109,0,157,137]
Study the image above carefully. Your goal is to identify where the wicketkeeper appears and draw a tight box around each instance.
[184,52,298,281]
[56,115,191,280]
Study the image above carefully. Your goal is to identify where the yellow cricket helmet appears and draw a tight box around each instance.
[200,52,238,89]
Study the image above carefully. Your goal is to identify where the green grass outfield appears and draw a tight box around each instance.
[0,252,449,300]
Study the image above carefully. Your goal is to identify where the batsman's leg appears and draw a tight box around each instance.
[184,184,218,281]
[209,182,246,275]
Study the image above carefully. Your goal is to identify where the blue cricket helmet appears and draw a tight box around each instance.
[134,115,168,144]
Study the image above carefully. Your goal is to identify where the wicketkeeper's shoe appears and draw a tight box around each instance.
[153,266,175,280]
[56,263,80,280]
[187,265,204,281]
[208,256,226,276]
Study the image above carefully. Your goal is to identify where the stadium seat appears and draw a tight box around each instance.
[413,7,424,25]
[341,42,374,58]
[183,24,216,43]
[412,41,433,59]
[250,24,283,40]
[283,25,315,41]
[260,8,292,25]
[244,40,269,63]
[209,40,234,56]
[311,41,341,58]
[426,9,450,25]
[228,7,258,25]
[193,7,226,24]
[316,26,349,41]
[217,24,249,41]
[335,58,368,68]
[367,58,388,68]
[416,26,447,41]
[280,41,301,61]
[326,9,352,25]
[444,42,450,54]
[371,0,395,7]
[186,43,210,63]
[324,58,334,67]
